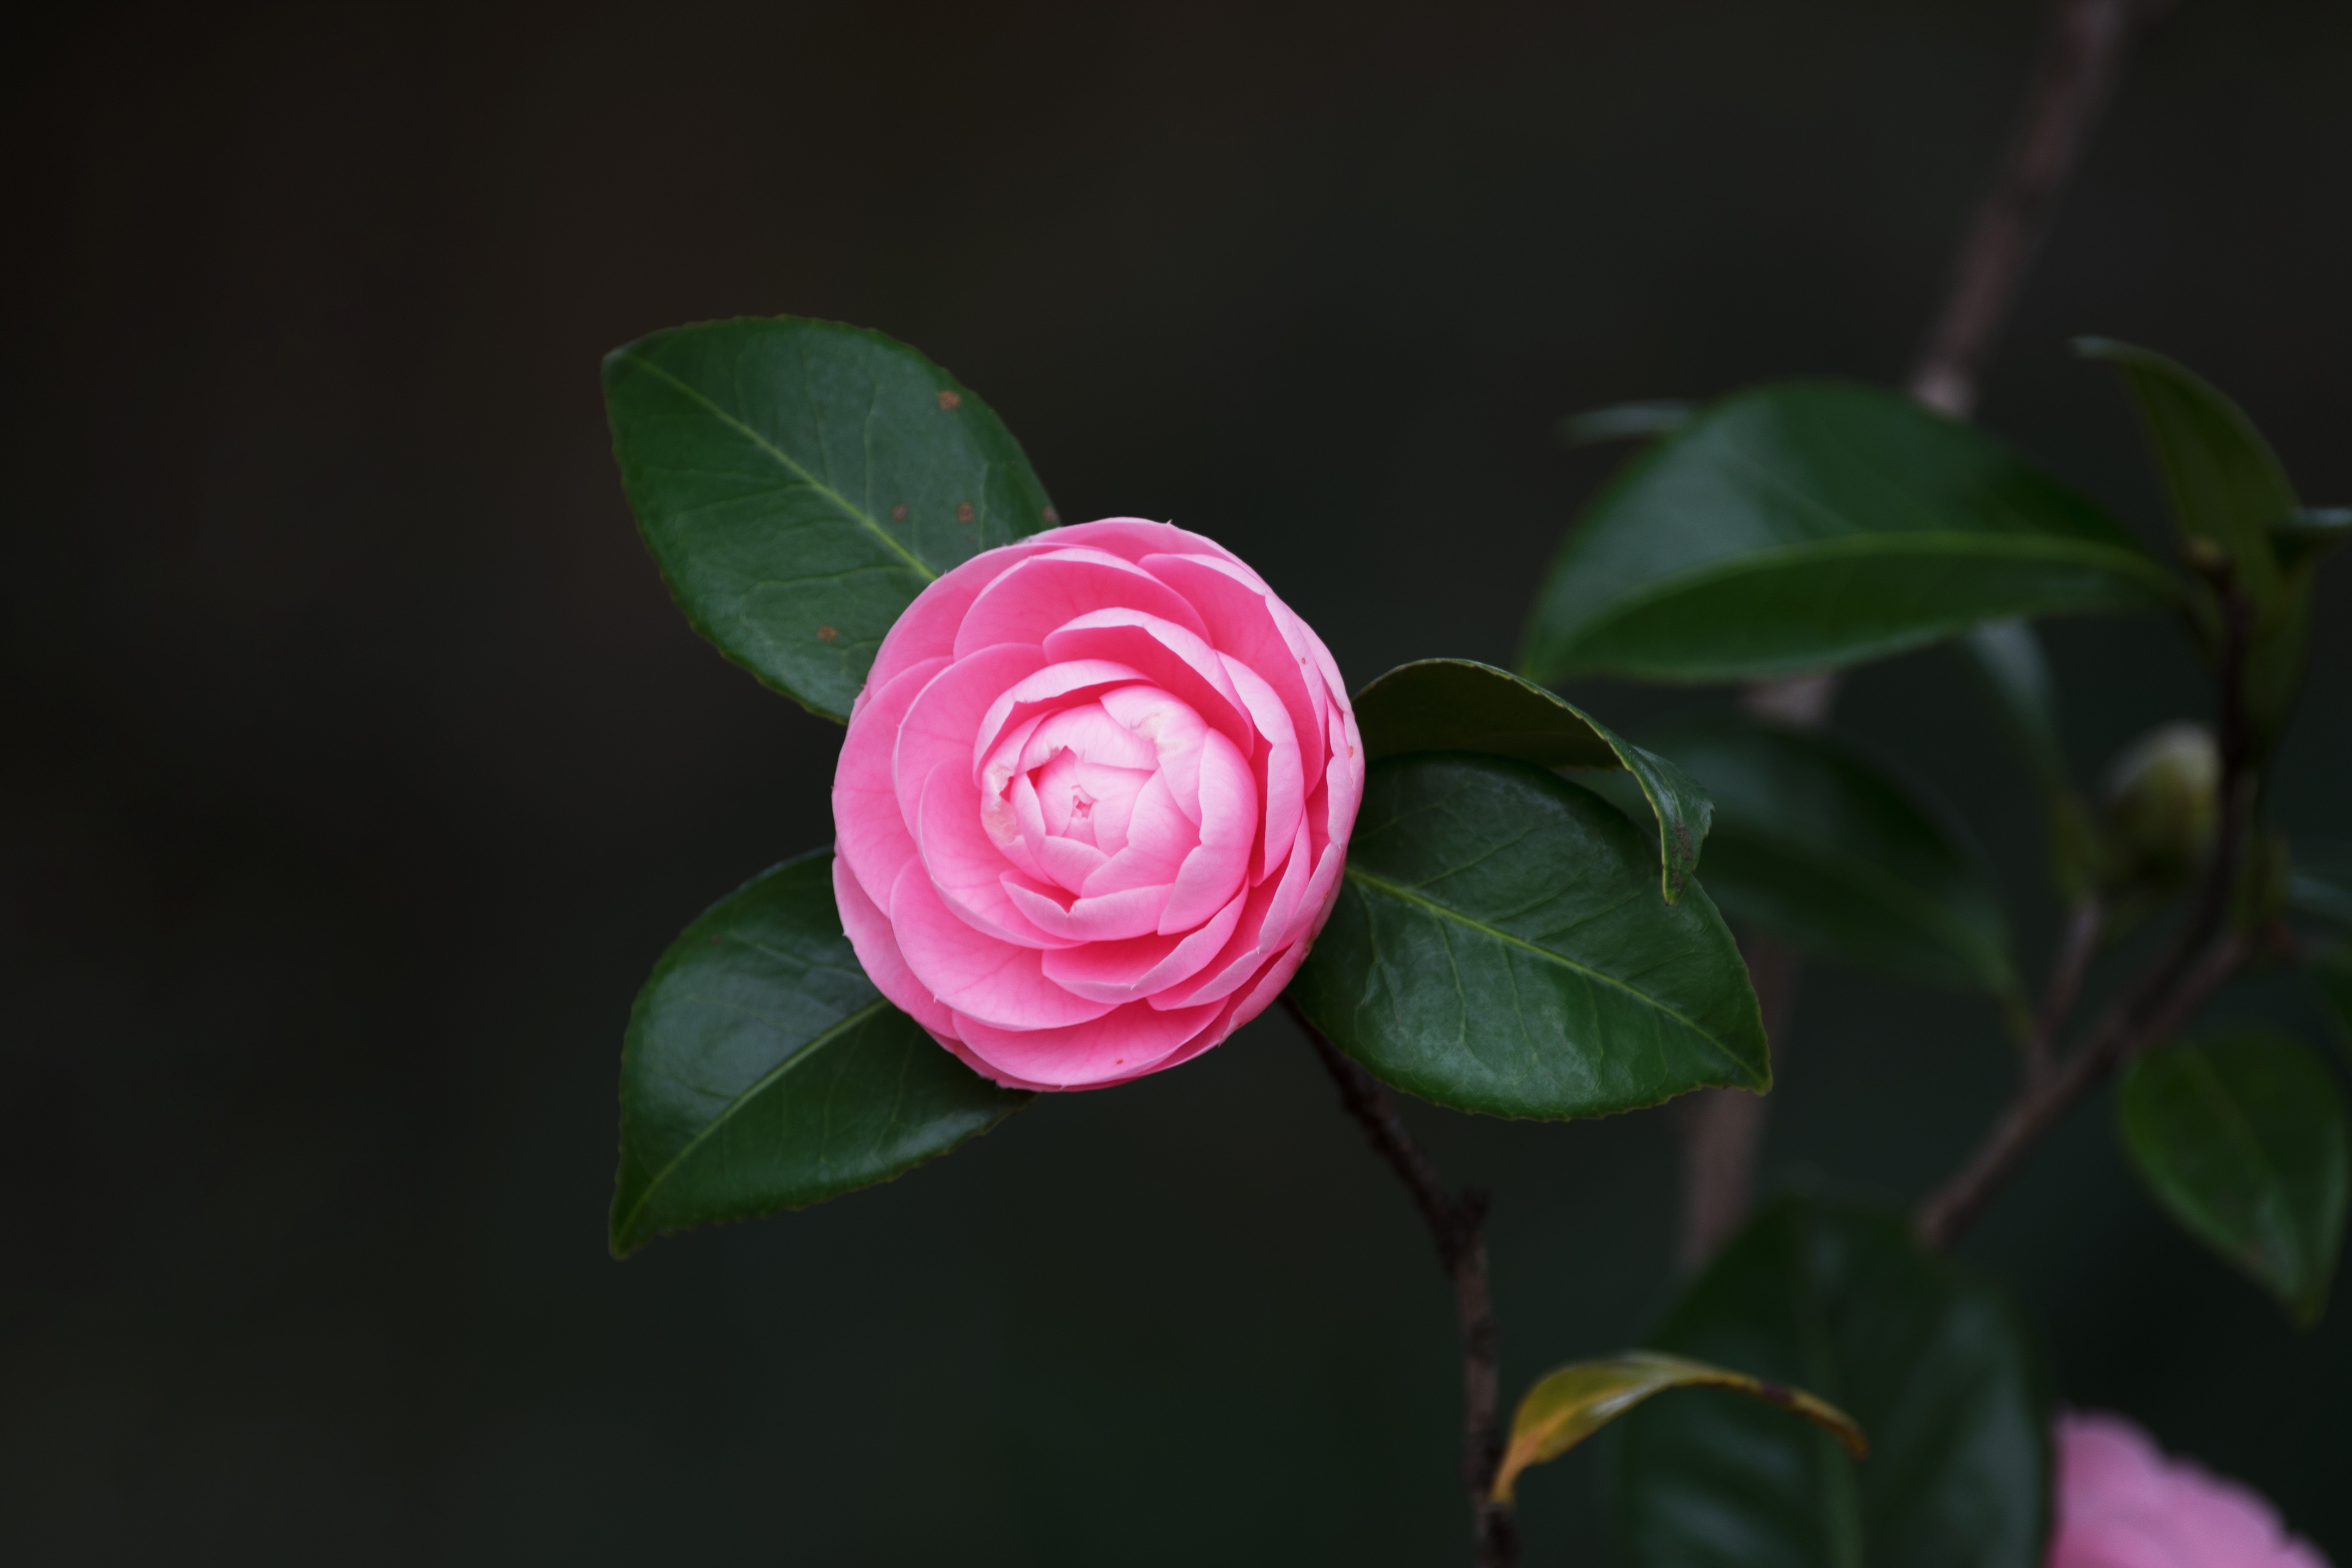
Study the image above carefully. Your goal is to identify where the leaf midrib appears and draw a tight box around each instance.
[2175,1047,2298,1266]
[1554,529,2179,650]
[614,350,936,583]
[1344,866,1756,1079]
[615,996,895,1245]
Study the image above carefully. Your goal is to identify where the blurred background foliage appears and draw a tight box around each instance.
[5,0,2348,1560]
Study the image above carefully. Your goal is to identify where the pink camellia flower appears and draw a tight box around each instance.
[2049,1411,2330,1568]
[831,518,1363,1091]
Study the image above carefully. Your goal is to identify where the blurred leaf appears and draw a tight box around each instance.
[1557,400,1696,447]
[2077,339,2311,745]
[1955,619,2097,901]
[1609,1196,2050,1568]
[2310,946,2352,1067]
[1289,754,1768,1119]
[1494,1350,1864,1505]
[2290,843,2352,927]
[2076,338,2292,607]
[1954,620,2067,797]
[1518,379,2178,686]
[611,851,1030,1256]
[1353,659,1713,901]
[2118,1029,2349,1326]
[2274,507,2352,574]
[604,316,1057,721]
[1639,710,2018,996]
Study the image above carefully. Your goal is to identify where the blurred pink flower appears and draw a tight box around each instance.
[831,519,1361,1091]
[2050,1411,2330,1568]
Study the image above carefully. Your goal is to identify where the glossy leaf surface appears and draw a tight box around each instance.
[2077,338,2292,607]
[1518,379,2177,685]
[1288,754,1768,1119]
[611,851,1030,1256]
[2078,339,2316,743]
[2118,1030,2349,1326]
[1353,659,1713,900]
[604,316,1057,719]
[1494,1351,1864,1505]
[1640,710,2017,996]
[1610,1196,2050,1568]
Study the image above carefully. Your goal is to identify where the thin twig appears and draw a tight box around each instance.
[1908,0,2172,416]
[1918,581,2256,1248]
[1287,999,1518,1568]
[2025,898,2105,1087]
[1915,933,2247,1248]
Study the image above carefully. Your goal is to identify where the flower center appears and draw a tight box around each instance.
[978,682,1209,900]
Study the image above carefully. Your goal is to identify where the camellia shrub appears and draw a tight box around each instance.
[595,312,2345,1564]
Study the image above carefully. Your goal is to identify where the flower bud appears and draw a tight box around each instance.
[2098,721,2219,896]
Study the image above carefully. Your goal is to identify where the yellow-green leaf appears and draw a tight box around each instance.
[1490,1350,1865,1504]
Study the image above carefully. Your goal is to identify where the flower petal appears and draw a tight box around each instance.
[832,655,948,914]
[889,859,1113,1030]
[1032,517,1250,572]
[1043,609,1255,758]
[1218,654,1304,886]
[1004,877,1172,944]
[1159,727,1256,933]
[973,659,1146,779]
[1143,550,1327,785]
[916,765,1079,950]
[832,850,961,1041]
[865,542,1058,696]
[954,547,1211,657]
[1038,885,1250,1004]
[895,643,1049,831]
[951,997,1226,1088]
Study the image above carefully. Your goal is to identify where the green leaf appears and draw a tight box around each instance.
[1287,753,1768,1119]
[1352,659,1714,901]
[1953,620,2068,798]
[1518,379,2178,686]
[1638,710,2019,997]
[2290,842,2352,927]
[604,316,1058,721]
[2076,339,2293,608]
[2311,945,2352,1067]
[1954,620,2097,901]
[2118,1029,2350,1327]
[2273,507,2352,574]
[1609,1195,2051,1568]
[1557,400,1696,447]
[1494,1351,1865,1505]
[2077,339,2313,744]
[611,850,1031,1256]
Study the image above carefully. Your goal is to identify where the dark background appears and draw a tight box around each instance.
[8,1,2349,1561]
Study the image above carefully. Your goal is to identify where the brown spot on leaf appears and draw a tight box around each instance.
[1042,507,1059,523]
[1757,1383,1795,1405]
[890,504,908,522]
[816,625,838,642]
[937,390,961,411]
[957,502,975,523]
